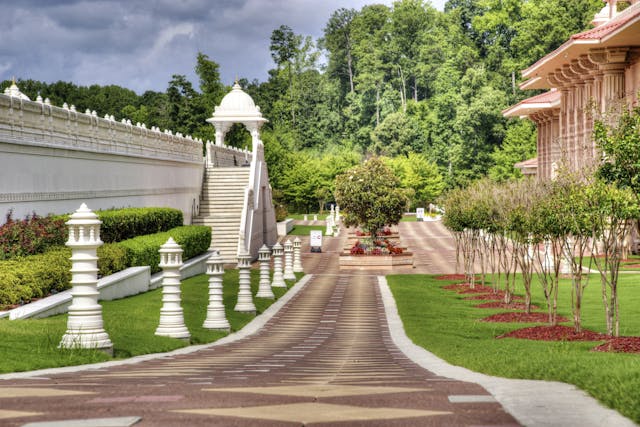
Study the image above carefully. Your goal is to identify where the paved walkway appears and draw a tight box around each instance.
[0,221,635,426]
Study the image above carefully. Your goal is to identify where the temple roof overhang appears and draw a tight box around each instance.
[503,89,561,118]
[519,3,640,90]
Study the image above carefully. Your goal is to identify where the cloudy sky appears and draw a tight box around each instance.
[1,0,446,94]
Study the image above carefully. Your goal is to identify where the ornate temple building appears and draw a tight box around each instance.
[504,0,640,180]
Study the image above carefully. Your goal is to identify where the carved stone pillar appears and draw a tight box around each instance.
[155,238,190,340]
[271,242,286,288]
[59,204,113,353]
[590,48,628,116]
[256,244,275,299]
[203,250,230,331]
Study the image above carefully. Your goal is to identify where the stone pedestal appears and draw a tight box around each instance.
[203,250,230,331]
[235,249,256,313]
[283,239,296,280]
[293,237,303,273]
[155,238,190,340]
[325,215,333,236]
[256,245,275,299]
[60,203,113,354]
[271,242,286,288]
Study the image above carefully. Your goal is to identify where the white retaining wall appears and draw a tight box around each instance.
[0,93,251,223]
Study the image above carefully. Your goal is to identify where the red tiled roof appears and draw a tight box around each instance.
[515,158,538,169]
[572,5,640,40]
[516,90,560,105]
[502,90,560,117]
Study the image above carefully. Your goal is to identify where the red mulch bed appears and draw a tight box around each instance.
[497,325,608,341]
[482,312,568,323]
[443,283,495,293]
[435,274,468,281]
[592,337,640,353]
[475,301,539,310]
[465,293,523,301]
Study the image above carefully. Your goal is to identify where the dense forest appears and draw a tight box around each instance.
[1,0,603,213]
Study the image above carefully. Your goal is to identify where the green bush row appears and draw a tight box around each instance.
[0,247,71,307]
[100,225,211,275]
[56,207,184,243]
[0,225,211,306]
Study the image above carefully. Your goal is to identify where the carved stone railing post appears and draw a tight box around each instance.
[256,245,275,299]
[271,242,286,288]
[155,237,190,340]
[203,250,230,331]
[293,237,303,273]
[235,248,256,313]
[283,239,296,280]
[59,203,113,354]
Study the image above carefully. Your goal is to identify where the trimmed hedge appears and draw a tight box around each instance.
[0,225,211,306]
[101,225,211,275]
[0,248,71,307]
[97,208,183,243]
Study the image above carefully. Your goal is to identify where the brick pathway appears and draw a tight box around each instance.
[0,223,519,426]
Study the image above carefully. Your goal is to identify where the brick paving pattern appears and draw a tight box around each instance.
[0,222,519,426]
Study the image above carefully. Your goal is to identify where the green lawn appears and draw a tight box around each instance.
[388,273,640,423]
[289,225,327,236]
[287,213,322,220]
[0,270,301,373]
[580,255,640,272]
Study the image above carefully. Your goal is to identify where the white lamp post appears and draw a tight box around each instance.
[203,250,230,331]
[235,248,256,313]
[283,239,296,280]
[271,242,286,288]
[155,237,190,340]
[256,245,275,299]
[293,237,303,273]
[59,203,113,353]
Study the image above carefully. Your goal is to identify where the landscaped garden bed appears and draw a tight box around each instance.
[388,273,640,424]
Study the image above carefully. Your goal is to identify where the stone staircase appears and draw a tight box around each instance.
[192,167,250,263]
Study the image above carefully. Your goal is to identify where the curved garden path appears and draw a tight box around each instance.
[0,223,520,426]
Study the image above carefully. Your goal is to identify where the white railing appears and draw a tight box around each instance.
[237,140,266,257]
[0,94,204,164]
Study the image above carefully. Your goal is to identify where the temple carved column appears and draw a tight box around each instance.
[589,48,629,117]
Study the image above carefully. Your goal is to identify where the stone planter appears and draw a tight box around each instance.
[339,252,414,269]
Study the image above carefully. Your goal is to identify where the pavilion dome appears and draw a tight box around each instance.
[3,81,30,101]
[209,82,266,123]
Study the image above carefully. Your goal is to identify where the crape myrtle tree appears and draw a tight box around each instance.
[586,180,639,336]
[529,180,566,326]
[334,157,408,239]
[592,99,640,336]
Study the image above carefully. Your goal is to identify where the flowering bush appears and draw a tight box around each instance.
[349,238,404,256]
[0,211,66,260]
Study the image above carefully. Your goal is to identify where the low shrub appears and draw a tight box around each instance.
[0,247,71,306]
[97,208,183,243]
[0,225,211,306]
[97,243,131,277]
[116,225,211,274]
[0,211,67,260]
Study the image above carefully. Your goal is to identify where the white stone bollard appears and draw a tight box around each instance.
[202,250,230,331]
[59,204,113,353]
[271,242,286,288]
[235,248,256,313]
[335,206,340,224]
[293,237,303,273]
[303,214,308,222]
[283,239,296,280]
[313,214,318,222]
[256,245,275,299]
[155,238,190,340]
[325,215,334,236]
